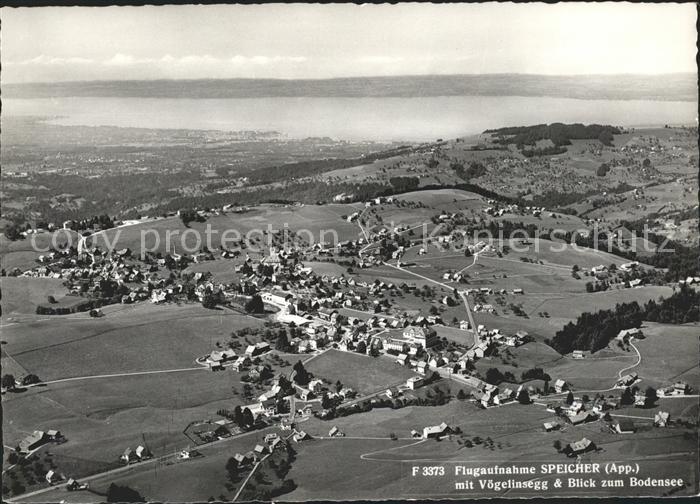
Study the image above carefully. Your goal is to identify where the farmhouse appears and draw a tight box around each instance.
[616,373,638,387]
[564,438,595,457]
[245,342,271,357]
[611,419,636,434]
[386,387,400,398]
[543,422,560,432]
[554,379,569,394]
[654,411,670,427]
[120,448,137,464]
[328,426,344,437]
[616,328,643,342]
[568,411,597,425]
[233,452,253,466]
[422,422,451,439]
[19,430,48,453]
[46,470,61,484]
[572,350,585,360]
[253,444,269,459]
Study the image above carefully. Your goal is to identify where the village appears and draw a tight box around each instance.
[3,185,696,501]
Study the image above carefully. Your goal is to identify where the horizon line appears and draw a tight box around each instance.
[5,71,697,87]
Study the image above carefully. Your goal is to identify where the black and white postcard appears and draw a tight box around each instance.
[1,2,698,501]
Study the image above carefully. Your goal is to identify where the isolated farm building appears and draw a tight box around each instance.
[328,426,344,437]
[66,478,87,491]
[19,430,48,453]
[620,261,639,271]
[120,448,137,464]
[616,328,643,342]
[423,422,451,439]
[46,470,61,484]
[543,422,560,432]
[654,411,670,427]
[616,373,638,387]
[564,438,595,457]
[46,429,63,441]
[612,419,636,434]
[208,349,236,366]
[554,379,569,394]
[572,350,585,360]
[672,381,690,394]
[135,445,152,459]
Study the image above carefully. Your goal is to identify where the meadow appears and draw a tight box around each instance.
[3,303,263,380]
[305,349,417,395]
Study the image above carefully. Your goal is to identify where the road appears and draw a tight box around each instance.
[381,260,480,345]
[29,367,209,388]
[617,340,642,379]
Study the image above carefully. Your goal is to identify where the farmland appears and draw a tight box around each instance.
[1,122,698,501]
[305,349,417,395]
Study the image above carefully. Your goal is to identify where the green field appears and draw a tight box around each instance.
[305,349,417,395]
[1,277,70,316]
[88,204,362,256]
[2,303,262,380]
[632,322,700,389]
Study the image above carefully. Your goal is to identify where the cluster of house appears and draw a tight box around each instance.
[231,432,285,467]
[472,384,520,408]
[482,202,550,218]
[19,243,225,309]
[203,345,271,373]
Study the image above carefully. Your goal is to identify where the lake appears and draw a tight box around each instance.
[4,96,697,142]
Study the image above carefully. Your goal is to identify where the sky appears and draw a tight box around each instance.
[1,3,697,83]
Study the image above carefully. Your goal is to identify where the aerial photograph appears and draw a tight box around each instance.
[0,2,698,502]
